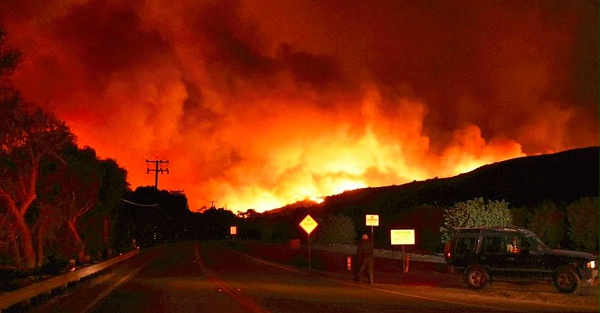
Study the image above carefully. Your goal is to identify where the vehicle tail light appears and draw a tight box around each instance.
[443,242,452,259]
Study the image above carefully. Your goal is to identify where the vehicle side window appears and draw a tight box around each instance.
[517,236,530,250]
[455,237,475,256]
[528,234,549,253]
[505,235,530,254]
[482,236,504,254]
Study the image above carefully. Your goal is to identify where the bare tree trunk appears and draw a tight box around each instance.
[66,197,94,263]
[67,219,85,263]
[0,156,39,270]
[35,218,47,269]
[36,232,44,268]
[8,224,22,266]
[14,215,36,269]
[103,215,111,258]
[103,215,110,245]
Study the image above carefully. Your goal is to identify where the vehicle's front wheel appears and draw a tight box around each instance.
[465,265,488,289]
[553,268,580,293]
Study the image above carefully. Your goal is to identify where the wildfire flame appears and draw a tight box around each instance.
[1,1,596,213]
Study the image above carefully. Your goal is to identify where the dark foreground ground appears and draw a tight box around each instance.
[1,241,600,312]
[234,241,599,309]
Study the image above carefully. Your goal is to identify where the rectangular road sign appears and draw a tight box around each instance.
[365,214,379,226]
[390,229,415,245]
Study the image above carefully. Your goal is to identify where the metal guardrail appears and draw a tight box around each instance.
[0,250,139,311]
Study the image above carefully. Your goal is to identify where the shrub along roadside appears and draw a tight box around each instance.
[439,198,512,243]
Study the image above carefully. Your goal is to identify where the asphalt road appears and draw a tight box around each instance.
[20,241,599,313]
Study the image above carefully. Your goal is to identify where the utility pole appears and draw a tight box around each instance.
[208,200,218,209]
[146,159,169,188]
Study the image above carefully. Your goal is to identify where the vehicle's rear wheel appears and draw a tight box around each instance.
[465,265,488,289]
[553,268,580,293]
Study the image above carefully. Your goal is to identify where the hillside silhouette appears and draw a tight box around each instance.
[320,146,599,214]
[263,147,598,252]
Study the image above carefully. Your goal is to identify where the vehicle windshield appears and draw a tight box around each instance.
[526,233,551,253]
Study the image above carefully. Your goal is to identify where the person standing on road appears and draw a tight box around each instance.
[354,233,374,284]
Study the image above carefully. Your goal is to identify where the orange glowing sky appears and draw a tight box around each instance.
[1,1,598,213]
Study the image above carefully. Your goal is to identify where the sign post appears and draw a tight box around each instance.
[299,215,318,270]
[365,214,379,240]
[390,229,415,273]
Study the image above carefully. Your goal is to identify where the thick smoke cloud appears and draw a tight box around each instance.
[1,0,597,212]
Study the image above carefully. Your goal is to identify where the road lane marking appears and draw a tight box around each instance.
[231,250,303,273]
[227,246,525,312]
[194,243,270,313]
[81,259,151,313]
[219,244,598,312]
[330,278,525,312]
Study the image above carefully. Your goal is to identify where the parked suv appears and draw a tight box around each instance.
[444,227,598,293]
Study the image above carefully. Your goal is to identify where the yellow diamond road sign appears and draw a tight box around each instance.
[299,214,318,235]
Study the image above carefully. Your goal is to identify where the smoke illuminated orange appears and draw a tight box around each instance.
[1,1,597,213]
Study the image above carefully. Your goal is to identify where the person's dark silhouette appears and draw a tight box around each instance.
[354,234,374,284]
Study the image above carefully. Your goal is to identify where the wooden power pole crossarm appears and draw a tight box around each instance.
[146,159,169,188]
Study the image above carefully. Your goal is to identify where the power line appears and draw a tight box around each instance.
[120,198,172,219]
[121,198,159,207]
